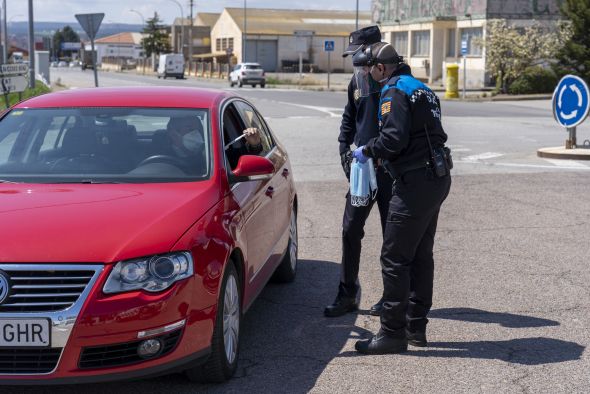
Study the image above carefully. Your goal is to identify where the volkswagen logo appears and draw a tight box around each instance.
[0,272,9,304]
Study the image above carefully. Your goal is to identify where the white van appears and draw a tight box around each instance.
[157,54,185,79]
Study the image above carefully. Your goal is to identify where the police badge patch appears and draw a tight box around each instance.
[381,101,391,115]
[354,89,361,101]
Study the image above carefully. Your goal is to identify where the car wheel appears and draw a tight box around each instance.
[157,75,161,79]
[230,81,235,87]
[272,207,298,283]
[238,79,243,88]
[186,261,241,383]
[261,84,266,88]
[251,84,256,88]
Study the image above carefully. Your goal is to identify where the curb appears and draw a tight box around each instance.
[537,146,590,160]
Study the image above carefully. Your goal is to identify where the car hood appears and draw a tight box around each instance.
[0,182,220,263]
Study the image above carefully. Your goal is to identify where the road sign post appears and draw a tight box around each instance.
[552,75,590,149]
[294,30,314,79]
[0,64,29,108]
[75,13,104,88]
[461,40,468,99]
[324,40,334,90]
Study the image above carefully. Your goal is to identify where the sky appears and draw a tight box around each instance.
[5,0,372,24]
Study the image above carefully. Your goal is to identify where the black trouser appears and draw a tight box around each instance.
[339,166,393,298]
[380,169,451,337]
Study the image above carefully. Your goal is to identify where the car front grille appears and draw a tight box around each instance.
[0,268,96,313]
[0,348,62,373]
[79,329,183,369]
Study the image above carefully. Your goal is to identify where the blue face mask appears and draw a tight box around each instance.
[349,158,378,207]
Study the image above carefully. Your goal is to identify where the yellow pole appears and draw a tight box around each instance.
[445,64,459,99]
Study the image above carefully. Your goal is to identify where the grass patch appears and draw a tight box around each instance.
[1,80,51,108]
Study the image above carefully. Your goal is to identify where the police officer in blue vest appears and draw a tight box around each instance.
[351,42,452,354]
[324,26,393,318]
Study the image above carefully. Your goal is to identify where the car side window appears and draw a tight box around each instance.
[233,102,274,156]
[222,103,249,171]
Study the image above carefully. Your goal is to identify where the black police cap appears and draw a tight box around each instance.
[343,25,381,58]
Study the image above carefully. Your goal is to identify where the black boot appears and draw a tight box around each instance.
[369,298,384,316]
[406,329,427,347]
[324,295,358,317]
[355,330,408,355]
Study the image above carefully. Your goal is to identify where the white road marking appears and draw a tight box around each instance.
[452,148,472,152]
[276,101,343,117]
[457,160,590,171]
[462,152,504,161]
[543,159,590,168]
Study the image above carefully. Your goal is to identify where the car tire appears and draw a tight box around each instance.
[251,84,256,88]
[238,79,243,88]
[186,261,241,383]
[230,81,235,87]
[261,84,266,88]
[157,75,161,79]
[272,207,298,283]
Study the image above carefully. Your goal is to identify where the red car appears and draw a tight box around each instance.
[0,87,298,384]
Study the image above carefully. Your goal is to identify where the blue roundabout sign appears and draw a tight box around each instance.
[553,75,590,128]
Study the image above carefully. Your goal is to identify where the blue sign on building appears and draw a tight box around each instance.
[324,40,335,52]
[460,40,468,56]
[553,75,590,128]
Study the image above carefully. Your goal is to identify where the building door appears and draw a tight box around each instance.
[245,40,277,71]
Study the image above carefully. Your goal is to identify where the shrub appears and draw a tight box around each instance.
[508,67,558,95]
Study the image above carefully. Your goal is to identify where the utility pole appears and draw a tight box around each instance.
[2,0,6,63]
[188,0,193,67]
[355,0,359,30]
[27,0,34,88]
[243,0,247,63]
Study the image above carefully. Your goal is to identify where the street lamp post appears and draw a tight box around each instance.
[167,0,184,58]
[2,0,6,63]
[129,9,146,74]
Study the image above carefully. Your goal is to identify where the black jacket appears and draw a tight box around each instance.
[364,65,447,172]
[338,78,381,154]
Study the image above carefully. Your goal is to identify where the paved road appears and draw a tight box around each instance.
[9,68,589,393]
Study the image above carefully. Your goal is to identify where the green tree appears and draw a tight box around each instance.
[554,0,590,82]
[52,25,80,59]
[141,12,170,57]
[482,19,571,93]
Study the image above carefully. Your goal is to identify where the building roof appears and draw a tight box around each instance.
[94,32,143,45]
[224,8,372,36]
[172,17,192,26]
[195,12,220,27]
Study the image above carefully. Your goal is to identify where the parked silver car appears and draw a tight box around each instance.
[229,63,266,88]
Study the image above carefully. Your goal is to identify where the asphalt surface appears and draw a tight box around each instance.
[6,68,589,393]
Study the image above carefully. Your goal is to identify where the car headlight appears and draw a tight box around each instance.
[103,252,194,294]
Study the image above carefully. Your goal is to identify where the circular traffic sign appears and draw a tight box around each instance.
[553,75,590,128]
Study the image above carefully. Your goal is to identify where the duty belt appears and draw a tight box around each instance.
[382,160,428,179]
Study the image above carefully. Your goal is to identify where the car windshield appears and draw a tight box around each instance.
[244,65,261,70]
[0,107,211,183]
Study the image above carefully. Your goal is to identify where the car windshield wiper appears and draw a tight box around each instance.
[54,180,123,184]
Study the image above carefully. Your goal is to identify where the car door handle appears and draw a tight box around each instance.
[265,186,275,198]
[282,168,289,178]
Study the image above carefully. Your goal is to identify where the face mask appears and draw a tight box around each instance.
[182,130,204,152]
[349,158,378,207]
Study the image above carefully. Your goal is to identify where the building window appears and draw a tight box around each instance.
[460,27,483,56]
[216,38,221,52]
[228,37,234,50]
[411,30,430,57]
[222,37,228,51]
[392,32,408,57]
[447,29,456,57]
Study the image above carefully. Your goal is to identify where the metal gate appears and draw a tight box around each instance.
[245,40,278,72]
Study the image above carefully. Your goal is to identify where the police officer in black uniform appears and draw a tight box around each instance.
[350,42,452,354]
[324,26,394,318]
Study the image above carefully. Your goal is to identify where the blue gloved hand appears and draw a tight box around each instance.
[352,146,368,164]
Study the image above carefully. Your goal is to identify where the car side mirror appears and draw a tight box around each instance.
[230,155,274,182]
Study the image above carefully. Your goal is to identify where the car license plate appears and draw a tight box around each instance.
[0,319,50,347]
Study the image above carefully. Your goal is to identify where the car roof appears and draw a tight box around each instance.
[15,87,234,109]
